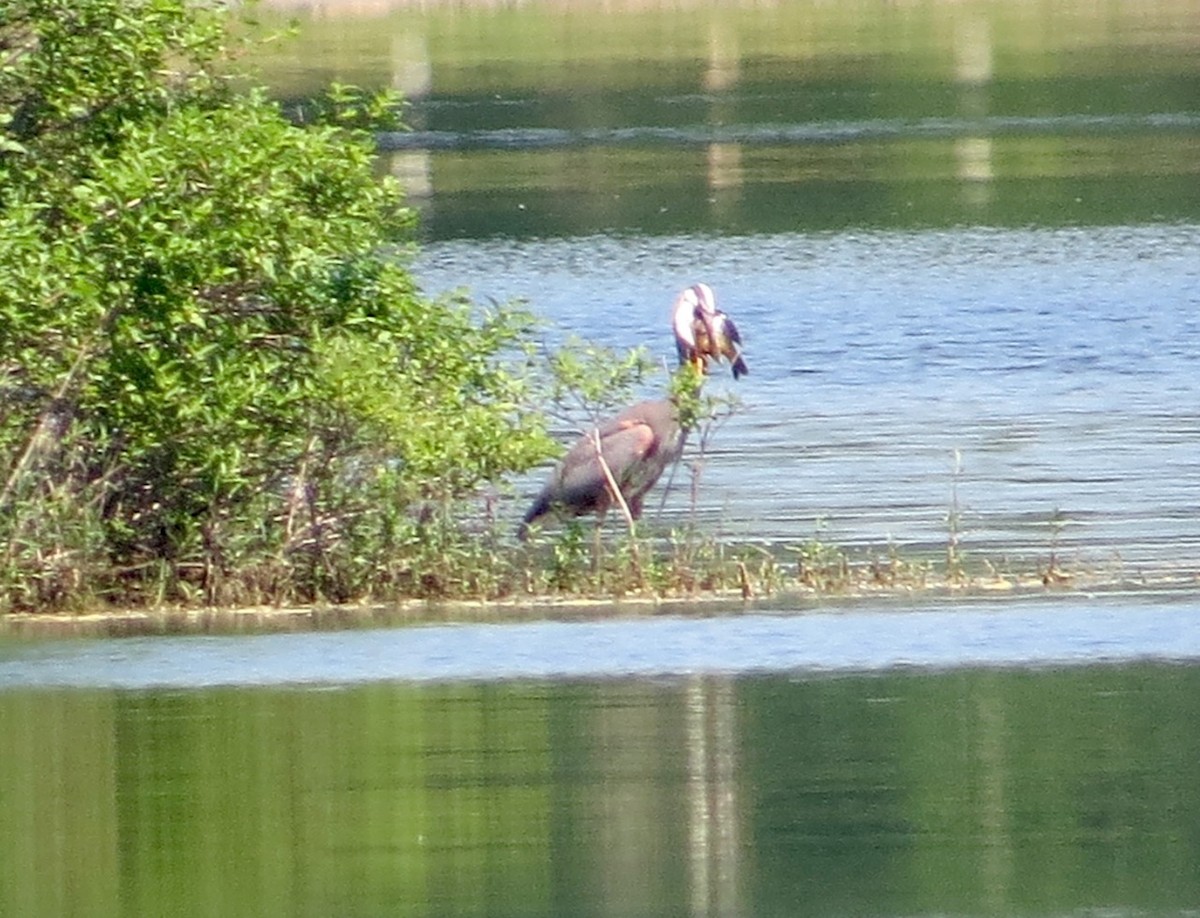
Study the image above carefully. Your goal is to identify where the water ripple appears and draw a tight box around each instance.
[381,112,1200,150]
[416,225,1200,576]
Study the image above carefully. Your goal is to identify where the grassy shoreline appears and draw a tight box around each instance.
[3,554,1195,640]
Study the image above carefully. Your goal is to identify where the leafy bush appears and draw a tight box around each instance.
[0,0,554,608]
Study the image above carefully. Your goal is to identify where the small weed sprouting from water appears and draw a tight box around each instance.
[945,448,968,585]
[747,545,780,597]
[1040,508,1073,586]
[871,539,931,589]
[794,528,853,592]
[606,534,649,596]
[663,526,714,594]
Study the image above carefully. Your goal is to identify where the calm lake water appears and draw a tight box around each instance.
[3,599,1200,917]
[5,2,1200,916]
[253,0,1200,579]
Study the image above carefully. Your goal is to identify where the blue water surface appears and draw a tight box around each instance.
[417,225,1200,570]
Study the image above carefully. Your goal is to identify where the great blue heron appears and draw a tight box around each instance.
[672,282,748,379]
[517,398,684,540]
[518,283,745,539]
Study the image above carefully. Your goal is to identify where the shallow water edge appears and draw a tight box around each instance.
[3,591,1200,690]
[2,571,1198,642]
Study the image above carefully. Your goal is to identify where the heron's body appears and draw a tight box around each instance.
[518,399,685,539]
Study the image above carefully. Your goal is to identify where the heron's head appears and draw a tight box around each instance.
[690,282,717,316]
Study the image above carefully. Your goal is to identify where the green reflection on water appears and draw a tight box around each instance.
[2,664,1199,917]
[410,138,1200,238]
[251,0,1200,238]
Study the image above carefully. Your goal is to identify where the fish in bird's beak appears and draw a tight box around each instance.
[695,284,747,379]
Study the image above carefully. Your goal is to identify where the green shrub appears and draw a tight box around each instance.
[0,0,554,608]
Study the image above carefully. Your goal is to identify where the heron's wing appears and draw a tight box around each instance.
[558,419,657,499]
[521,402,678,535]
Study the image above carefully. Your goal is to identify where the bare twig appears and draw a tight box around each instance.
[590,427,635,533]
[590,427,641,578]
